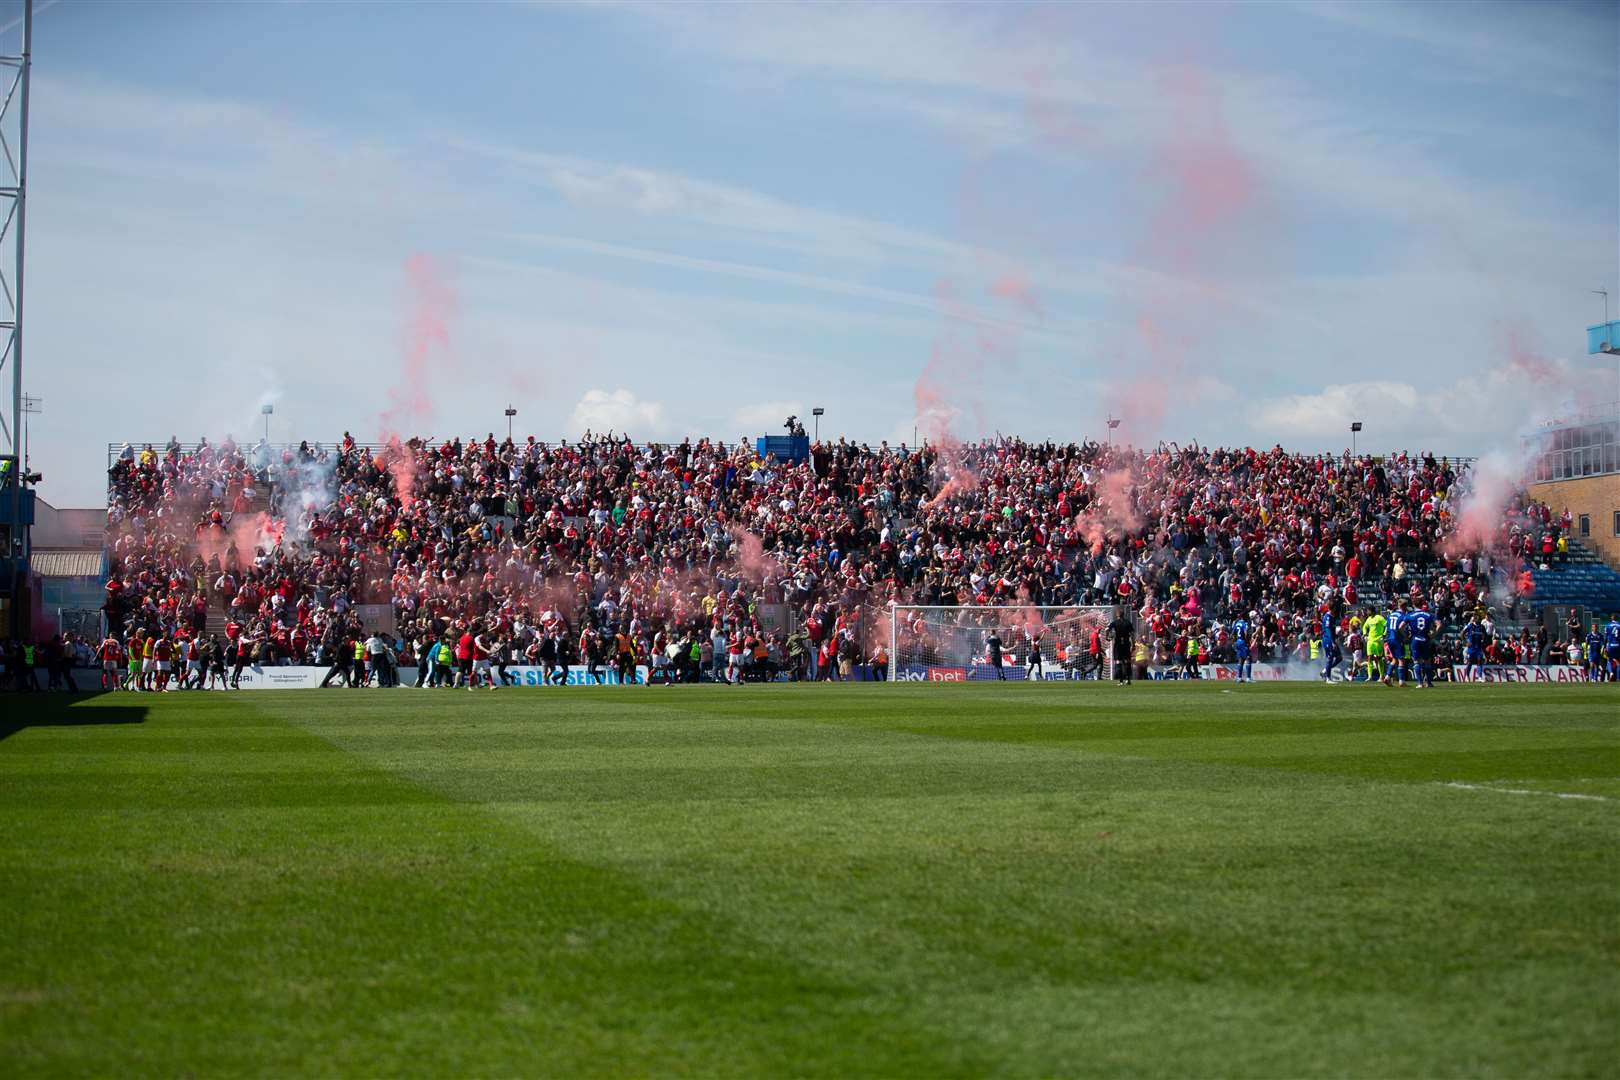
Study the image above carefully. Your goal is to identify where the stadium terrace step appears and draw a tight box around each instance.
[1569,538,1619,573]
[1529,553,1620,616]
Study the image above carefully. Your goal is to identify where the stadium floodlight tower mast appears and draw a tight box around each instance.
[0,0,30,639]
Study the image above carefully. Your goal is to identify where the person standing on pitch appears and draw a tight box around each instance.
[1320,608,1341,683]
[319,631,352,689]
[367,631,394,688]
[986,630,1006,680]
[1026,627,1045,680]
[1231,612,1253,683]
[124,630,143,691]
[1362,607,1387,684]
[183,635,205,690]
[1461,613,1488,682]
[99,633,123,691]
[617,625,638,684]
[1383,601,1411,686]
[495,635,517,687]
[207,635,229,689]
[436,636,455,687]
[1604,615,1620,683]
[455,625,475,688]
[1107,608,1134,685]
[1408,601,1438,688]
[471,626,496,690]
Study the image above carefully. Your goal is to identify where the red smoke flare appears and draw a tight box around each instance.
[379,254,457,508]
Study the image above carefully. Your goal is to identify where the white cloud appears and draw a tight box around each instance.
[548,164,691,217]
[1185,375,1239,405]
[32,75,448,215]
[505,232,1092,347]
[1285,0,1615,95]
[731,401,804,431]
[568,388,670,439]
[1247,381,1426,439]
[446,137,967,273]
[592,2,1132,113]
[1245,357,1589,454]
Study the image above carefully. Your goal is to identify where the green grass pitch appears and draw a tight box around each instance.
[2,683,1617,1077]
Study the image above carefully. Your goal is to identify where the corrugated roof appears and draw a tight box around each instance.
[32,549,106,578]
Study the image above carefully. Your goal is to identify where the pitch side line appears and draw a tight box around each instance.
[1437,781,1612,803]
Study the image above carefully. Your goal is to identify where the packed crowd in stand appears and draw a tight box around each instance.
[8,427,1608,692]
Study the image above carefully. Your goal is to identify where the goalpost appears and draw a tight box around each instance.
[889,605,1118,682]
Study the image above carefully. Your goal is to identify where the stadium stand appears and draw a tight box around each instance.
[81,427,1610,688]
[1529,538,1620,613]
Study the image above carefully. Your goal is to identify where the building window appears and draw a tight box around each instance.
[1533,417,1620,481]
[1579,514,1590,537]
[1614,510,1620,538]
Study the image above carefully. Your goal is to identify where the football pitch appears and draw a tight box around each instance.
[2,683,1617,1077]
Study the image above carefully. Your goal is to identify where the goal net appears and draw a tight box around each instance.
[889,605,1118,682]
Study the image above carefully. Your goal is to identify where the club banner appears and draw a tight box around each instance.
[1198,664,1314,681]
[488,665,650,686]
[229,665,330,689]
[224,664,651,688]
[892,663,1318,682]
[1450,665,1592,683]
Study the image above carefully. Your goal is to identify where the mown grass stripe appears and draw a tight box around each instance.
[0,693,993,1077]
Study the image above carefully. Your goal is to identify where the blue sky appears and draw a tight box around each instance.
[11,0,1618,506]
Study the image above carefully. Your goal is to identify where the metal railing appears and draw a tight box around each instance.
[105,438,718,470]
[108,440,1485,471]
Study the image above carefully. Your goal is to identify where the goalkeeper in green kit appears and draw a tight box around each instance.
[1362,607,1388,683]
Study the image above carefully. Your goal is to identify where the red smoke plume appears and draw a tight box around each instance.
[727,524,783,584]
[194,510,285,568]
[1074,465,1143,555]
[379,254,457,508]
[914,276,1037,509]
[1105,59,1267,439]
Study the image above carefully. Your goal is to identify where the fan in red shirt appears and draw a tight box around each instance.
[99,636,124,691]
[456,629,475,688]
[151,635,175,692]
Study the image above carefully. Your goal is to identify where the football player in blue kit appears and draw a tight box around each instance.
[1383,600,1411,687]
[1461,613,1488,682]
[1232,612,1253,683]
[1408,602,1438,688]
[1604,616,1620,683]
[1320,607,1342,682]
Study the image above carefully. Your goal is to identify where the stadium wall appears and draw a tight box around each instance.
[1529,473,1620,569]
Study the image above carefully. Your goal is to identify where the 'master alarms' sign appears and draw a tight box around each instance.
[1450,665,1591,683]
